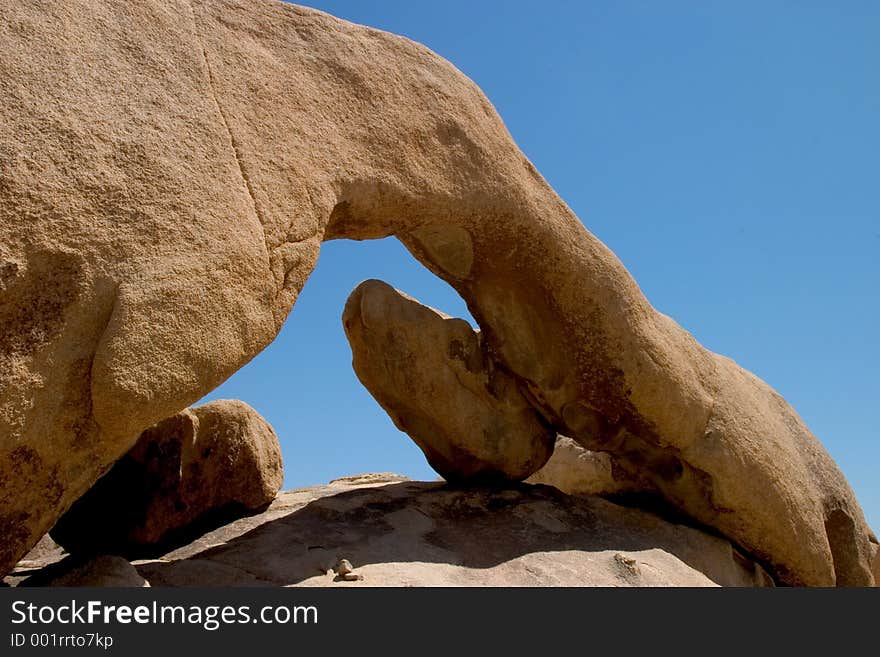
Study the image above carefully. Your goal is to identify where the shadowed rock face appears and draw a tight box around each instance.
[0,0,874,584]
[50,400,282,557]
[5,478,775,588]
[132,481,776,587]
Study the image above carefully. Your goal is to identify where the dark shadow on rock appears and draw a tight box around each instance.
[131,481,772,587]
[53,500,274,561]
[16,555,123,587]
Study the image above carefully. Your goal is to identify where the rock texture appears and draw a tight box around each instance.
[873,540,880,584]
[10,534,66,573]
[50,400,282,557]
[343,279,554,481]
[0,0,873,585]
[5,477,774,587]
[130,480,777,587]
[527,436,644,498]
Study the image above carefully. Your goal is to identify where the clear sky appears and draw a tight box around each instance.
[202,1,879,531]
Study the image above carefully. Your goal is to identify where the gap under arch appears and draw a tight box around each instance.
[199,236,475,489]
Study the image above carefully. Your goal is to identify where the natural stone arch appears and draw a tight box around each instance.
[0,0,874,585]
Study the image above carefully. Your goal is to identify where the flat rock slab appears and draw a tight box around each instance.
[17,555,150,588]
[140,481,774,587]
[6,476,771,587]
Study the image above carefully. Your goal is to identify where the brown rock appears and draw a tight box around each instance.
[0,0,872,585]
[873,539,880,586]
[343,279,554,482]
[335,558,363,581]
[527,436,646,497]
[50,400,282,557]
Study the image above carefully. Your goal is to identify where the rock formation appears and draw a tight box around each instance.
[343,279,555,481]
[873,540,880,584]
[341,281,873,585]
[50,400,282,557]
[343,280,645,495]
[527,436,645,498]
[4,477,773,588]
[0,0,873,584]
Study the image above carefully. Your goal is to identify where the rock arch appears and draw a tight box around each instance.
[0,0,873,584]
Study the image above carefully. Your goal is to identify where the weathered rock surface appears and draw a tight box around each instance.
[527,436,645,497]
[10,534,66,573]
[124,480,778,587]
[873,540,880,584]
[50,400,282,557]
[342,282,873,586]
[5,477,774,587]
[0,0,873,585]
[343,279,554,481]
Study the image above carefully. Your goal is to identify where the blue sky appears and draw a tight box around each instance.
[202,1,880,530]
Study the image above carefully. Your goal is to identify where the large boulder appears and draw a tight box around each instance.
[50,400,282,557]
[0,0,873,584]
[343,279,554,482]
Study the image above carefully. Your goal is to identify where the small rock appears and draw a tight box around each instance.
[335,558,363,581]
[614,552,640,576]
